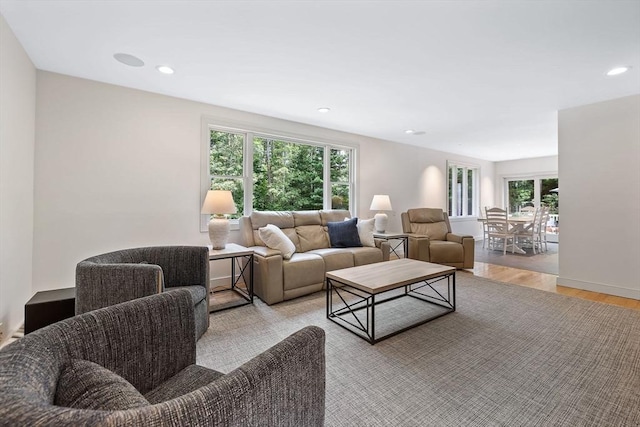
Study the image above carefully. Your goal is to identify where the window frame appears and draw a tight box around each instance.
[200,117,358,232]
[447,161,480,218]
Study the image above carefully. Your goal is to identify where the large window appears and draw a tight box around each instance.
[505,176,558,215]
[447,162,479,217]
[202,122,356,227]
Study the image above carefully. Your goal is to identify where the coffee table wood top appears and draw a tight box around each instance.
[326,258,455,294]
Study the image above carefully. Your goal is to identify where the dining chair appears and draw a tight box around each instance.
[480,206,490,249]
[515,207,541,254]
[484,207,516,255]
[520,206,536,215]
[537,206,550,252]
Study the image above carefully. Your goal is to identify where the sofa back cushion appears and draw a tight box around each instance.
[296,225,330,252]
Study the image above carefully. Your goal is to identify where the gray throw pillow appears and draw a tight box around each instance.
[327,217,362,248]
[55,359,149,410]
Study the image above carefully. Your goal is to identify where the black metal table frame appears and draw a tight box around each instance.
[210,253,254,312]
[375,235,409,258]
[326,271,455,344]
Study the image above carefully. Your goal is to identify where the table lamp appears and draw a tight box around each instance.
[201,190,237,249]
[370,195,392,233]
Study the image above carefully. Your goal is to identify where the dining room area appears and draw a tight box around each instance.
[475,177,559,275]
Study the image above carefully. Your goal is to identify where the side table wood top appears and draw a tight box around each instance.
[209,243,253,260]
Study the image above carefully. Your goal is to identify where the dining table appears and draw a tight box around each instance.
[478,214,535,254]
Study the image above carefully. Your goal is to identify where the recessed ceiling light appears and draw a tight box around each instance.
[404,129,415,134]
[156,65,174,75]
[113,53,144,67]
[317,107,330,113]
[606,66,631,76]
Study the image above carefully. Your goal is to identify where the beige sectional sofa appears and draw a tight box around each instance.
[239,210,390,305]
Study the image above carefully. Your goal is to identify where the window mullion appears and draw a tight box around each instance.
[244,132,253,216]
[324,146,331,210]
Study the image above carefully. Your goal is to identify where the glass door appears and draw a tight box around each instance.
[505,176,559,242]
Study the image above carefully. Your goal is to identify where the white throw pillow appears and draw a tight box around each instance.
[357,218,376,247]
[344,217,376,247]
[258,224,296,259]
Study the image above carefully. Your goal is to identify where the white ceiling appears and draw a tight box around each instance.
[1,0,639,161]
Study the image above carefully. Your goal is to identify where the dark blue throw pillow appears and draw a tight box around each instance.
[327,218,362,248]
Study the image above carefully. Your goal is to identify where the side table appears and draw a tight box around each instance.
[373,232,409,259]
[209,243,254,312]
[24,288,76,334]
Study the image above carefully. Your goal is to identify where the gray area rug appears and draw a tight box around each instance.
[197,273,639,426]
[474,240,559,275]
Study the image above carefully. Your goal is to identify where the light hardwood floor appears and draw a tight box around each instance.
[468,262,640,310]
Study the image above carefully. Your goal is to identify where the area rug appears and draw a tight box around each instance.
[474,240,559,275]
[197,273,639,426]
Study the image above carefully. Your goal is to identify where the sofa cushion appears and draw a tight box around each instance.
[429,240,464,264]
[349,247,384,266]
[293,210,322,226]
[283,253,325,290]
[296,225,330,252]
[145,364,224,404]
[259,224,297,259]
[55,359,149,410]
[327,218,362,248]
[251,211,295,229]
[307,248,355,271]
[320,209,350,224]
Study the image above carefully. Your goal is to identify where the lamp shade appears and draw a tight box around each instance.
[201,190,237,215]
[369,195,392,211]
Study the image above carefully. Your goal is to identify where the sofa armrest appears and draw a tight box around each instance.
[190,325,326,426]
[445,233,473,244]
[461,235,475,268]
[75,263,163,314]
[100,326,325,426]
[406,233,431,262]
[250,246,285,305]
[374,239,391,261]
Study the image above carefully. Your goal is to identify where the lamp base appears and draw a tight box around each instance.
[208,217,230,249]
[374,212,388,233]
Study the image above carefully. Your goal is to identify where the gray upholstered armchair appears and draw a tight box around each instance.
[76,246,210,339]
[401,208,475,269]
[0,290,326,426]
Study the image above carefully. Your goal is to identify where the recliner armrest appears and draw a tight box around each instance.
[405,233,431,261]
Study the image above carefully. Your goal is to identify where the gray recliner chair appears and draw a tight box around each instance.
[76,246,210,339]
[0,290,326,426]
[401,208,475,269]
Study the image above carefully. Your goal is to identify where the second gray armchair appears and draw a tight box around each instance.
[76,246,210,339]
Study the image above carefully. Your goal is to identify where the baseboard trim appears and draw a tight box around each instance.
[556,276,639,300]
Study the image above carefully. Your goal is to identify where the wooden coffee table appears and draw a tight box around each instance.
[326,258,456,344]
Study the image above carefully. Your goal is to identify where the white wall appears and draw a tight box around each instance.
[558,95,640,299]
[0,14,36,340]
[494,155,558,208]
[34,71,494,291]
[359,140,494,239]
